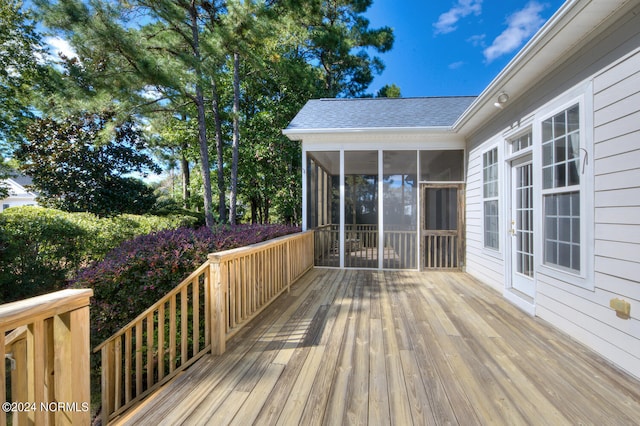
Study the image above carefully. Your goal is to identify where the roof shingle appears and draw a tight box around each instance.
[285,97,476,131]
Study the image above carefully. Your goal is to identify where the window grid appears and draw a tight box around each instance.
[542,104,581,273]
[515,163,534,278]
[542,105,580,190]
[544,192,580,271]
[511,133,532,154]
[482,148,499,250]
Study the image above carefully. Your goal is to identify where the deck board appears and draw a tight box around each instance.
[112,269,640,426]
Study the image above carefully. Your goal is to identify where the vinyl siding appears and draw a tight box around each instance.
[464,41,640,379]
[465,143,504,293]
[536,48,640,379]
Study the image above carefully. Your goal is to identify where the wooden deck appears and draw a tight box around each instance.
[112,269,640,425]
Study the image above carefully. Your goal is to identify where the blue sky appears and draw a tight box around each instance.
[365,0,566,97]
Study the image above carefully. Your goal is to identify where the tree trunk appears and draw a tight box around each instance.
[250,195,258,224]
[211,77,226,223]
[189,1,215,228]
[180,146,190,209]
[230,51,240,225]
[287,160,297,225]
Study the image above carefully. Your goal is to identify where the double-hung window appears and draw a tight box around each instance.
[483,147,499,250]
[542,104,581,273]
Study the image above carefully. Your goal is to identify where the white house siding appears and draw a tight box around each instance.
[596,47,639,372]
[0,179,38,212]
[536,48,640,381]
[465,143,504,293]
[463,9,640,379]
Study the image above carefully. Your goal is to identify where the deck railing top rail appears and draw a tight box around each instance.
[0,289,93,331]
[207,230,312,263]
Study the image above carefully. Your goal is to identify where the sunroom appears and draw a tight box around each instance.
[283,97,475,270]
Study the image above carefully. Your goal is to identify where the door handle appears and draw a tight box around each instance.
[509,220,516,236]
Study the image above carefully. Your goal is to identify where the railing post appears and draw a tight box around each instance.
[0,329,5,426]
[101,340,115,425]
[286,239,292,293]
[71,306,91,424]
[10,333,28,426]
[208,256,226,356]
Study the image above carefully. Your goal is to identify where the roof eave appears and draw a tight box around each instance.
[282,126,454,140]
[453,0,635,134]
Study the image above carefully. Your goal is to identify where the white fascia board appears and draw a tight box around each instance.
[454,0,633,134]
[282,126,453,140]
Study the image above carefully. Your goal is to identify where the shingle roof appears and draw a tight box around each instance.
[10,173,33,187]
[284,97,476,132]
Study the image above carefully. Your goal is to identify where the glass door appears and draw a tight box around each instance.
[510,158,535,297]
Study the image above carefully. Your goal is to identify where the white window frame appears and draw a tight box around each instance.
[534,84,594,290]
[482,146,500,251]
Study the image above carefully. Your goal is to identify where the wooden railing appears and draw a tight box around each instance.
[1,289,93,426]
[423,232,460,269]
[383,230,417,269]
[314,224,339,267]
[97,231,314,424]
[314,224,419,269]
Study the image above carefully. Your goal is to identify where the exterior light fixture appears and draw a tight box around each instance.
[494,92,510,108]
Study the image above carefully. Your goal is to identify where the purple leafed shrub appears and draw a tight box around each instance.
[72,224,300,345]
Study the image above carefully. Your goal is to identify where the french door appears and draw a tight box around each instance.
[510,158,535,297]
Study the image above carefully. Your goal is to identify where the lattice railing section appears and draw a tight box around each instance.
[97,231,314,424]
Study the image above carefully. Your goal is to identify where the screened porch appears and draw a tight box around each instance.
[306,149,465,270]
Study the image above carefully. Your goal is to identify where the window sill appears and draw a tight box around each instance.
[537,263,594,291]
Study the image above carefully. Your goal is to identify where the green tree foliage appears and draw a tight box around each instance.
[16,112,160,216]
[0,206,197,303]
[0,0,47,151]
[0,158,12,198]
[377,83,401,98]
[34,0,221,226]
[25,0,395,225]
[0,207,85,302]
[301,0,394,97]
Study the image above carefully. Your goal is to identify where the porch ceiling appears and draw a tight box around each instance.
[112,269,640,425]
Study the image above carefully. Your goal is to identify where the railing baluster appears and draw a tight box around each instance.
[181,286,188,365]
[193,280,200,355]
[169,297,176,373]
[135,321,143,397]
[125,328,132,403]
[114,337,122,410]
[158,302,165,381]
[147,312,154,390]
[204,273,210,348]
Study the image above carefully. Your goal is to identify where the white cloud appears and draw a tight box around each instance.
[449,61,465,70]
[483,1,547,63]
[433,0,483,35]
[467,34,486,47]
[45,36,78,61]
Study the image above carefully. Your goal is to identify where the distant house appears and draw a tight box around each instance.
[0,174,38,212]
[285,0,640,380]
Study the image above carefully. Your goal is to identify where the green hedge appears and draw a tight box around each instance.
[0,206,197,303]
